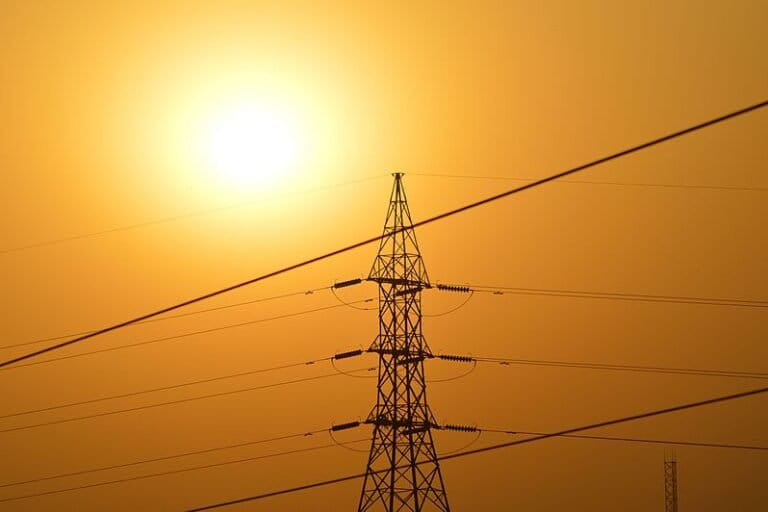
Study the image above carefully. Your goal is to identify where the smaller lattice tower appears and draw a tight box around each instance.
[664,452,679,512]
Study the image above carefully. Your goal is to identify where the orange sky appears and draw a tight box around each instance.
[1,1,767,510]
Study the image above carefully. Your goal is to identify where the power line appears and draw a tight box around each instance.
[473,285,768,308]
[426,359,478,383]
[436,430,484,456]
[1,299,373,372]
[189,472,368,511]
[0,368,374,434]
[446,283,768,309]
[330,358,376,379]
[424,291,475,317]
[462,355,768,381]
[187,384,768,510]
[0,174,388,256]
[476,428,768,451]
[0,428,328,489]
[437,385,768,460]
[0,438,371,504]
[0,358,331,421]
[2,350,367,421]
[330,286,378,311]
[0,286,331,351]
[3,99,765,370]
[410,172,768,193]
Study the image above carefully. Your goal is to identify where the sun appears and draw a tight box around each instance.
[200,101,302,186]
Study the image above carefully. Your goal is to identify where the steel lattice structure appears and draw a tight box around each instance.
[358,173,450,512]
[664,455,678,512]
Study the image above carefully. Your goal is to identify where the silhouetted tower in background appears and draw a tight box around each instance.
[358,173,450,512]
[664,453,679,512]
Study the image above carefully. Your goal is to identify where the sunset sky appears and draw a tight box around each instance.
[1,1,767,510]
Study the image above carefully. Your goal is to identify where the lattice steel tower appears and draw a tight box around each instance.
[358,173,450,512]
[664,453,678,512]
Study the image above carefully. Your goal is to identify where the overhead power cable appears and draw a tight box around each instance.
[328,420,768,452]
[2,350,365,421]
[437,430,484,455]
[0,368,374,434]
[0,428,328,489]
[0,286,331,351]
[0,438,371,504]
[436,282,768,309]
[186,384,768,510]
[437,354,768,381]
[330,286,378,311]
[0,174,388,256]
[426,359,478,383]
[0,358,332,422]
[474,427,768,451]
[331,358,376,379]
[328,429,371,453]
[359,279,475,317]
[326,420,488,455]
[424,291,475,317]
[1,299,373,372]
[3,99,766,370]
[410,172,768,193]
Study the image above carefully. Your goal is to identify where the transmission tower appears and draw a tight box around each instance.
[664,453,678,512]
[358,173,450,512]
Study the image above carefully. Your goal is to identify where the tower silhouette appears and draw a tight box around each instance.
[358,173,450,512]
[664,453,678,512]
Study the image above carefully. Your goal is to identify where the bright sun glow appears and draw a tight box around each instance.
[200,101,303,186]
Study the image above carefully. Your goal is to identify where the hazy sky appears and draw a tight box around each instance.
[1,1,766,510]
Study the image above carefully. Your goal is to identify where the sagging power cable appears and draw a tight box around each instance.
[434,282,768,309]
[1,299,373,372]
[0,174,389,256]
[330,279,378,311]
[0,428,328,489]
[473,427,768,452]
[0,437,372,504]
[1,286,331,351]
[187,383,768,510]
[0,368,374,435]
[409,172,768,193]
[436,353,768,381]
[0,358,331,422]
[3,99,766,369]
